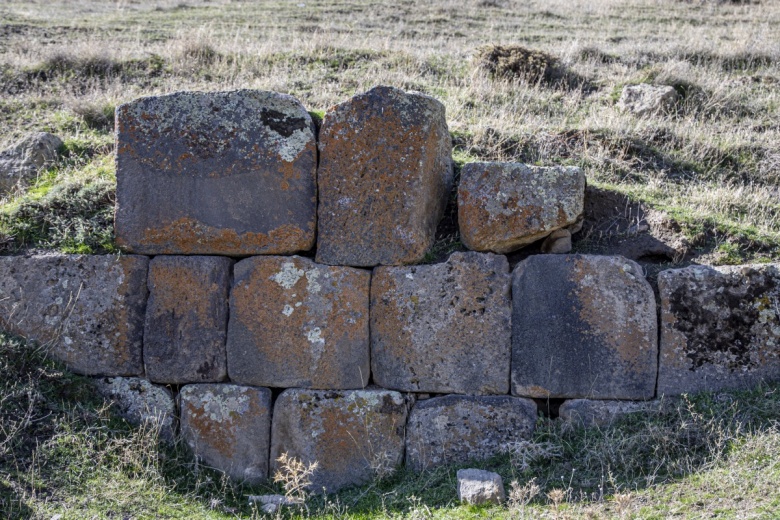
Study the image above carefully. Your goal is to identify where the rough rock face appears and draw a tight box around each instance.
[458,163,585,253]
[371,252,511,394]
[0,132,63,194]
[179,384,272,484]
[511,255,657,399]
[0,255,148,376]
[405,395,536,471]
[115,90,317,256]
[617,84,678,116]
[316,85,453,266]
[540,228,573,254]
[558,399,662,428]
[658,264,780,395]
[227,256,370,389]
[457,469,506,505]
[144,256,233,384]
[94,377,176,442]
[270,388,407,493]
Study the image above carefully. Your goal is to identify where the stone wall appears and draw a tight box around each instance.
[1,86,779,493]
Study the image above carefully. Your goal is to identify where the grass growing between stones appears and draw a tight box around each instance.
[2,331,779,519]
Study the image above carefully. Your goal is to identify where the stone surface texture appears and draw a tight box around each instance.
[0,132,63,194]
[457,469,506,505]
[458,162,585,253]
[115,90,317,255]
[540,228,572,254]
[94,377,176,441]
[371,252,511,394]
[512,255,657,399]
[227,256,370,389]
[179,384,272,484]
[144,256,232,383]
[658,264,780,395]
[558,399,662,428]
[270,388,407,493]
[0,254,148,376]
[617,84,678,116]
[405,395,536,471]
[316,85,453,266]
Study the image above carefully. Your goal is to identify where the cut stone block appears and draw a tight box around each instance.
[94,376,176,442]
[0,255,148,376]
[270,388,407,494]
[511,255,657,399]
[457,162,585,254]
[658,264,780,395]
[227,256,370,389]
[405,395,536,471]
[558,399,662,428]
[457,469,506,505]
[316,85,453,266]
[144,256,232,384]
[179,383,272,484]
[115,90,317,255]
[371,251,511,394]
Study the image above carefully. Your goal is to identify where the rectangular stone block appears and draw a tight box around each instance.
[316,85,453,266]
[94,377,176,442]
[270,388,407,493]
[511,255,657,399]
[115,90,317,255]
[371,251,511,394]
[179,383,272,484]
[405,395,536,471]
[0,255,148,376]
[558,399,662,428]
[658,264,780,395]
[144,256,232,384]
[227,256,370,389]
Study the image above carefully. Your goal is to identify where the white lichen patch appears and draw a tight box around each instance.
[191,387,251,423]
[271,262,305,289]
[306,327,324,345]
[282,304,295,317]
[306,269,322,293]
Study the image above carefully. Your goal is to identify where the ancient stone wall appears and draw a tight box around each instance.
[1,86,779,493]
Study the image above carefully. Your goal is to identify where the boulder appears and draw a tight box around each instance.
[144,256,232,384]
[558,399,662,428]
[179,383,272,484]
[405,395,536,471]
[227,256,370,389]
[115,90,317,255]
[316,85,453,266]
[617,84,678,116]
[658,264,780,395]
[457,469,506,505]
[94,377,176,442]
[511,255,657,399]
[0,132,63,195]
[458,162,585,253]
[540,228,572,254]
[270,388,407,493]
[0,255,148,376]
[371,252,511,394]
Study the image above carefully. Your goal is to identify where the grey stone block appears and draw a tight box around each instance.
[94,376,176,442]
[457,469,506,505]
[558,399,662,428]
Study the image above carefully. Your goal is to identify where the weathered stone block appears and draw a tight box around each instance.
[511,255,657,399]
[0,132,63,194]
[658,264,780,395]
[316,85,453,266]
[458,163,585,254]
[558,399,662,428]
[617,84,678,116]
[115,90,317,255]
[227,256,370,389]
[371,252,511,394]
[94,377,176,442]
[179,384,272,484]
[144,256,232,384]
[0,255,148,376]
[405,395,536,471]
[457,469,506,505]
[270,388,407,493]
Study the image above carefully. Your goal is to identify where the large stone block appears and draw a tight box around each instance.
[179,384,272,484]
[405,395,536,471]
[144,256,232,384]
[94,376,177,442]
[115,90,317,255]
[458,162,585,253]
[0,255,148,376]
[316,85,453,266]
[371,252,511,394]
[558,399,662,428]
[511,255,657,399]
[227,256,370,389]
[270,388,407,493]
[658,264,780,395]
